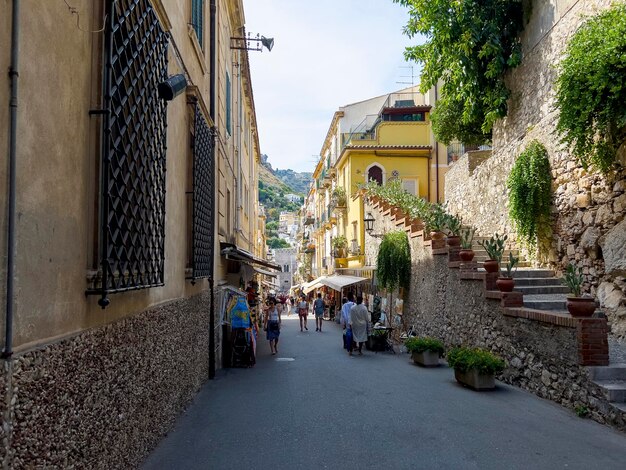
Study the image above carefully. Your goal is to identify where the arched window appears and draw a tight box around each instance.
[367,165,383,185]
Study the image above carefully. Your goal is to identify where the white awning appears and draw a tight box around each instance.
[302,276,327,294]
[320,274,368,291]
[253,266,278,278]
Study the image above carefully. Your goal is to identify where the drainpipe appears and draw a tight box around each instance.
[3,0,20,359]
[434,83,440,203]
[208,0,217,379]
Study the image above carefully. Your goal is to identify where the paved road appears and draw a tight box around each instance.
[143,315,626,470]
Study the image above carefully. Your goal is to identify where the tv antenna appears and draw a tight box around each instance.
[396,65,418,88]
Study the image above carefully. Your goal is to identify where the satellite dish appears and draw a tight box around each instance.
[261,36,274,52]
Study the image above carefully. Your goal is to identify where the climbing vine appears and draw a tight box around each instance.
[377,231,411,291]
[394,0,524,143]
[506,141,552,246]
[554,4,626,173]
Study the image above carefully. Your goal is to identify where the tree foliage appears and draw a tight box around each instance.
[377,231,411,291]
[555,4,626,173]
[267,237,290,249]
[506,141,552,246]
[394,0,524,142]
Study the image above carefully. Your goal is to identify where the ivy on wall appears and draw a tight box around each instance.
[506,140,552,246]
[555,4,626,173]
[394,0,525,143]
[377,231,411,291]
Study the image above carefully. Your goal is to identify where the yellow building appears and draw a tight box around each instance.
[0,0,273,465]
[311,87,449,274]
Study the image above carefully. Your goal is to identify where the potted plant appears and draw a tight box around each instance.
[459,227,476,262]
[405,337,444,367]
[425,204,447,240]
[367,328,389,351]
[332,235,348,258]
[332,186,347,208]
[563,263,596,317]
[444,213,463,247]
[447,346,505,390]
[496,252,519,292]
[478,233,507,273]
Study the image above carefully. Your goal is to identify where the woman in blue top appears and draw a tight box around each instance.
[264,298,282,355]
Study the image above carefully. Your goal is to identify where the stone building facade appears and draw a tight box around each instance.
[444,0,626,337]
[0,0,270,466]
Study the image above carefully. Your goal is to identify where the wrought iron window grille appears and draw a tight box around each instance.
[187,101,216,282]
[87,0,169,308]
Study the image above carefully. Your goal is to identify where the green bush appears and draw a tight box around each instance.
[405,337,445,355]
[507,141,552,246]
[447,347,505,375]
[377,231,411,291]
[555,5,626,172]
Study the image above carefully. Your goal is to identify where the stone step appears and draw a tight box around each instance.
[589,364,626,381]
[515,285,571,295]
[514,277,565,286]
[611,402,626,412]
[511,269,556,278]
[523,294,568,311]
[594,380,626,403]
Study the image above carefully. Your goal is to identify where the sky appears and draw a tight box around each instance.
[243,0,423,173]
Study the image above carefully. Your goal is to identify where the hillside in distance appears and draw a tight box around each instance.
[260,154,312,195]
[273,169,312,195]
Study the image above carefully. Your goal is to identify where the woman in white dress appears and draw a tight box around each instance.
[349,295,369,356]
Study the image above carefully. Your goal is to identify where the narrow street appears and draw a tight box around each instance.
[143,316,626,470]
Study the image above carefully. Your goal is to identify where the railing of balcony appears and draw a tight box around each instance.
[447,142,491,164]
[341,114,380,150]
[380,91,420,110]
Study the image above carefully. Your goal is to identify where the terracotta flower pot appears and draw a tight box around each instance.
[446,235,461,247]
[496,277,515,292]
[566,297,597,317]
[459,249,475,262]
[483,259,500,273]
[430,231,445,240]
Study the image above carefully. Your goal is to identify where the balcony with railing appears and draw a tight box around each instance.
[447,142,491,164]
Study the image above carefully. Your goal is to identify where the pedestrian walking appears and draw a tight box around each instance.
[349,295,369,356]
[263,298,282,355]
[340,292,355,353]
[297,294,309,331]
[313,293,325,332]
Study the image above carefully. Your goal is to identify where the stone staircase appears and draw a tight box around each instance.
[472,239,626,410]
[588,364,626,412]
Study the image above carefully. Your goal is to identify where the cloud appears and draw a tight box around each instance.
[244,0,423,172]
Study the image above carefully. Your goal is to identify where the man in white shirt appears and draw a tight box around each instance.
[340,292,355,353]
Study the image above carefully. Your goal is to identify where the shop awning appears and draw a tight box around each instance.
[320,274,368,291]
[253,266,278,278]
[220,242,281,272]
[302,276,327,294]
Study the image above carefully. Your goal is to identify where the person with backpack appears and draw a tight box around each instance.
[313,292,325,332]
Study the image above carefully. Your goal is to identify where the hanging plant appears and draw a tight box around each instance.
[377,231,411,291]
[506,141,552,246]
[554,4,626,172]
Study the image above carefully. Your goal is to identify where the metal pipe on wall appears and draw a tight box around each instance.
[3,0,21,359]
[208,0,217,380]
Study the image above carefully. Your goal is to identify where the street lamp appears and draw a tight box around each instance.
[364,212,375,233]
[364,212,383,238]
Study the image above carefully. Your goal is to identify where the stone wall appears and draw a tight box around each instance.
[444,0,626,337]
[0,291,214,468]
[365,199,625,431]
